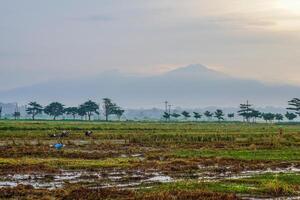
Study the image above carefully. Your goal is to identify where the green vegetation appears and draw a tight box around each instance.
[0,120,299,199]
[174,148,300,161]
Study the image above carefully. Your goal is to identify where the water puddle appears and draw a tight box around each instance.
[0,165,298,191]
[0,170,172,190]
[196,164,300,181]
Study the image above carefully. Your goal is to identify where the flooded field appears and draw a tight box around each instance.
[0,121,299,199]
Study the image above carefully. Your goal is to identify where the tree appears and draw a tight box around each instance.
[13,111,20,120]
[64,107,78,120]
[262,113,275,123]
[214,109,224,121]
[238,101,253,122]
[193,112,202,121]
[163,112,171,121]
[79,100,99,121]
[115,107,125,121]
[77,105,86,120]
[0,106,2,120]
[285,112,297,121]
[250,109,261,123]
[227,113,234,121]
[181,111,190,120]
[275,113,284,123]
[44,102,65,120]
[204,111,213,121]
[103,98,118,121]
[287,98,300,116]
[26,102,43,120]
[171,113,181,120]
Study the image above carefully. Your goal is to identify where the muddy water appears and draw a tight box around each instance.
[196,164,300,181]
[0,170,173,190]
[0,165,299,191]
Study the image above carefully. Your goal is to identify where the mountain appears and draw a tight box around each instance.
[0,64,298,108]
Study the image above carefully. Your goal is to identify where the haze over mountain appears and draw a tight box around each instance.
[0,64,297,108]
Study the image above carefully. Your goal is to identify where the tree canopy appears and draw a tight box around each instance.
[214,109,224,121]
[44,102,65,120]
[64,107,78,119]
[285,112,297,121]
[79,100,99,120]
[193,112,202,121]
[26,102,43,120]
[181,111,190,120]
[287,98,300,116]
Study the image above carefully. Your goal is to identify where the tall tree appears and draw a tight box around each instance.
[181,111,190,120]
[80,100,99,121]
[193,112,202,121]
[115,107,125,121]
[285,112,297,121]
[102,98,118,121]
[275,113,284,123]
[204,111,213,121]
[26,102,43,120]
[0,106,2,120]
[214,109,224,122]
[44,102,65,120]
[64,107,78,120]
[287,98,300,116]
[238,101,253,122]
[227,113,234,121]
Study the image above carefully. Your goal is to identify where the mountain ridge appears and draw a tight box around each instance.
[0,64,297,107]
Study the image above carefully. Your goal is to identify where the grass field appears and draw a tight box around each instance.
[0,120,299,199]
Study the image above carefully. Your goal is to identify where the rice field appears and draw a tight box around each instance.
[0,120,299,199]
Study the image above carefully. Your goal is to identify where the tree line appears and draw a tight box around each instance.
[1,98,300,122]
[21,98,124,121]
[162,99,300,123]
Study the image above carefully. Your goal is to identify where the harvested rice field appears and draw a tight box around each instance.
[0,120,299,200]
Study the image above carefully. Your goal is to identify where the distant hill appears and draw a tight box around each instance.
[0,64,297,108]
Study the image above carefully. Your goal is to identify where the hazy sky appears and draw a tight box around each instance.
[1,0,300,90]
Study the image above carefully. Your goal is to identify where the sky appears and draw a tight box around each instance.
[1,0,300,90]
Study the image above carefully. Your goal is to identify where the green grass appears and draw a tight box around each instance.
[141,173,300,196]
[174,148,300,161]
[0,157,139,169]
